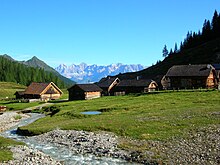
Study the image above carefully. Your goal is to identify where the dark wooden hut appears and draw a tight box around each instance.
[68,84,103,101]
[113,79,158,95]
[161,64,218,89]
[96,77,120,96]
[14,91,25,99]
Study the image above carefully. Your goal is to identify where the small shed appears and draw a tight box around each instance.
[68,84,103,101]
[14,91,25,99]
[15,82,63,101]
[96,77,120,96]
[161,64,218,89]
[113,79,158,95]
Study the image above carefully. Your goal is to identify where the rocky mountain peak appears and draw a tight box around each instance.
[55,63,146,83]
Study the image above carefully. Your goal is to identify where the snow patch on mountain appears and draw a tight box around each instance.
[55,63,146,83]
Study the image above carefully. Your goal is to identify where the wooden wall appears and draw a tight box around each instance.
[85,92,101,100]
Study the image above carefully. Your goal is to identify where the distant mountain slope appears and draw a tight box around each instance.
[21,56,74,87]
[23,56,55,72]
[55,63,145,83]
[0,55,74,88]
[116,37,220,83]
[115,10,220,84]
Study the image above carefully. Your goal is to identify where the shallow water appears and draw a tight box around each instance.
[0,113,135,165]
[81,111,102,115]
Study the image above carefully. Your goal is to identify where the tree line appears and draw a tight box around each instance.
[0,56,66,88]
[163,10,220,58]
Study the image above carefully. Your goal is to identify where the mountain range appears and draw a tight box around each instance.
[1,55,74,87]
[55,63,145,83]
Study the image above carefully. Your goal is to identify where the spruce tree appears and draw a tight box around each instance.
[162,45,169,58]
[211,10,220,37]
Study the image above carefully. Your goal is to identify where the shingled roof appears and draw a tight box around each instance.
[69,84,103,92]
[166,64,214,77]
[24,82,63,95]
[96,77,120,88]
[117,79,157,87]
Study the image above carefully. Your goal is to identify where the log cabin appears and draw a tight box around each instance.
[96,77,120,96]
[113,79,158,95]
[68,84,103,101]
[161,64,218,89]
[15,82,63,101]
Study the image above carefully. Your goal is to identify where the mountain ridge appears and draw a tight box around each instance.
[0,55,74,87]
[55,63,146,83]
[22,56,74,86]
[114,37,220,85]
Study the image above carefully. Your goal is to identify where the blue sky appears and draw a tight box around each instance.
[0,0,220,67]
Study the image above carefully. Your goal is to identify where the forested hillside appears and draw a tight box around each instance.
[116,10,220,83]
[21,56,74,87]
[0,56,68,88]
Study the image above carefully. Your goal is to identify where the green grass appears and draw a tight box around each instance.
[0,82,26,99]
[0,136,24,162]
[0,100,43,111]
[59,88,68,100]
[20,90,220,141]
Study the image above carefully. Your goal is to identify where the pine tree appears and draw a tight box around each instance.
[202,19,212,41]
[174,43,178,53]
[211,10,220,37]
[162,45,169,58]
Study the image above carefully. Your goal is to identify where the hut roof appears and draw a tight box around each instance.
[212,64,220,70]
[96,77,120,88]
[69,84,103,92]
[24,82,63,95]
[14,91,25,95]
[166,64,214,77]
[117,79,157,87]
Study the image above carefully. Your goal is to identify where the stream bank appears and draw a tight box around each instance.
[0,113,140,165]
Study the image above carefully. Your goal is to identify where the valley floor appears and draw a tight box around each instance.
[0,91,220,164]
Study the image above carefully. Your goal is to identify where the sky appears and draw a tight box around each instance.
[0,0,220,68]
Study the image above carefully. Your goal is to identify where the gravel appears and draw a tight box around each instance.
[0,145,63,165]
[0,112,29,132]
[31,129,134,162]
[159,125,220,164]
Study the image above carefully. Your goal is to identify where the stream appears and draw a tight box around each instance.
[0,113,134,165]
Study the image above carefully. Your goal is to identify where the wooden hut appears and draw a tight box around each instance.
[14,91,25,99]
[96,77,120,96]
[113,79,158,95]
[212,64,220,82]
[16,82,63,101]
[161,64,218,89]
[68,84,103,101]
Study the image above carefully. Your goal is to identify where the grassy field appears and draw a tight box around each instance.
[20,90,220,141]
[0,82,26,99]
[0,136,24,162]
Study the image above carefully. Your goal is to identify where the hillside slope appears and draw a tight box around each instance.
[0,55,72,88]
[0,82,26,99]
[116,37,220,83]
[22,56,74,86]
[0,55,74,87]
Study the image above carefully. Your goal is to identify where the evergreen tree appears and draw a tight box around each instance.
[211,10,220,37]
[169,48,173,55]
[202,19,212,41]
[174,43,178,53]
[0,56,67,88]
[162,45,169,58]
